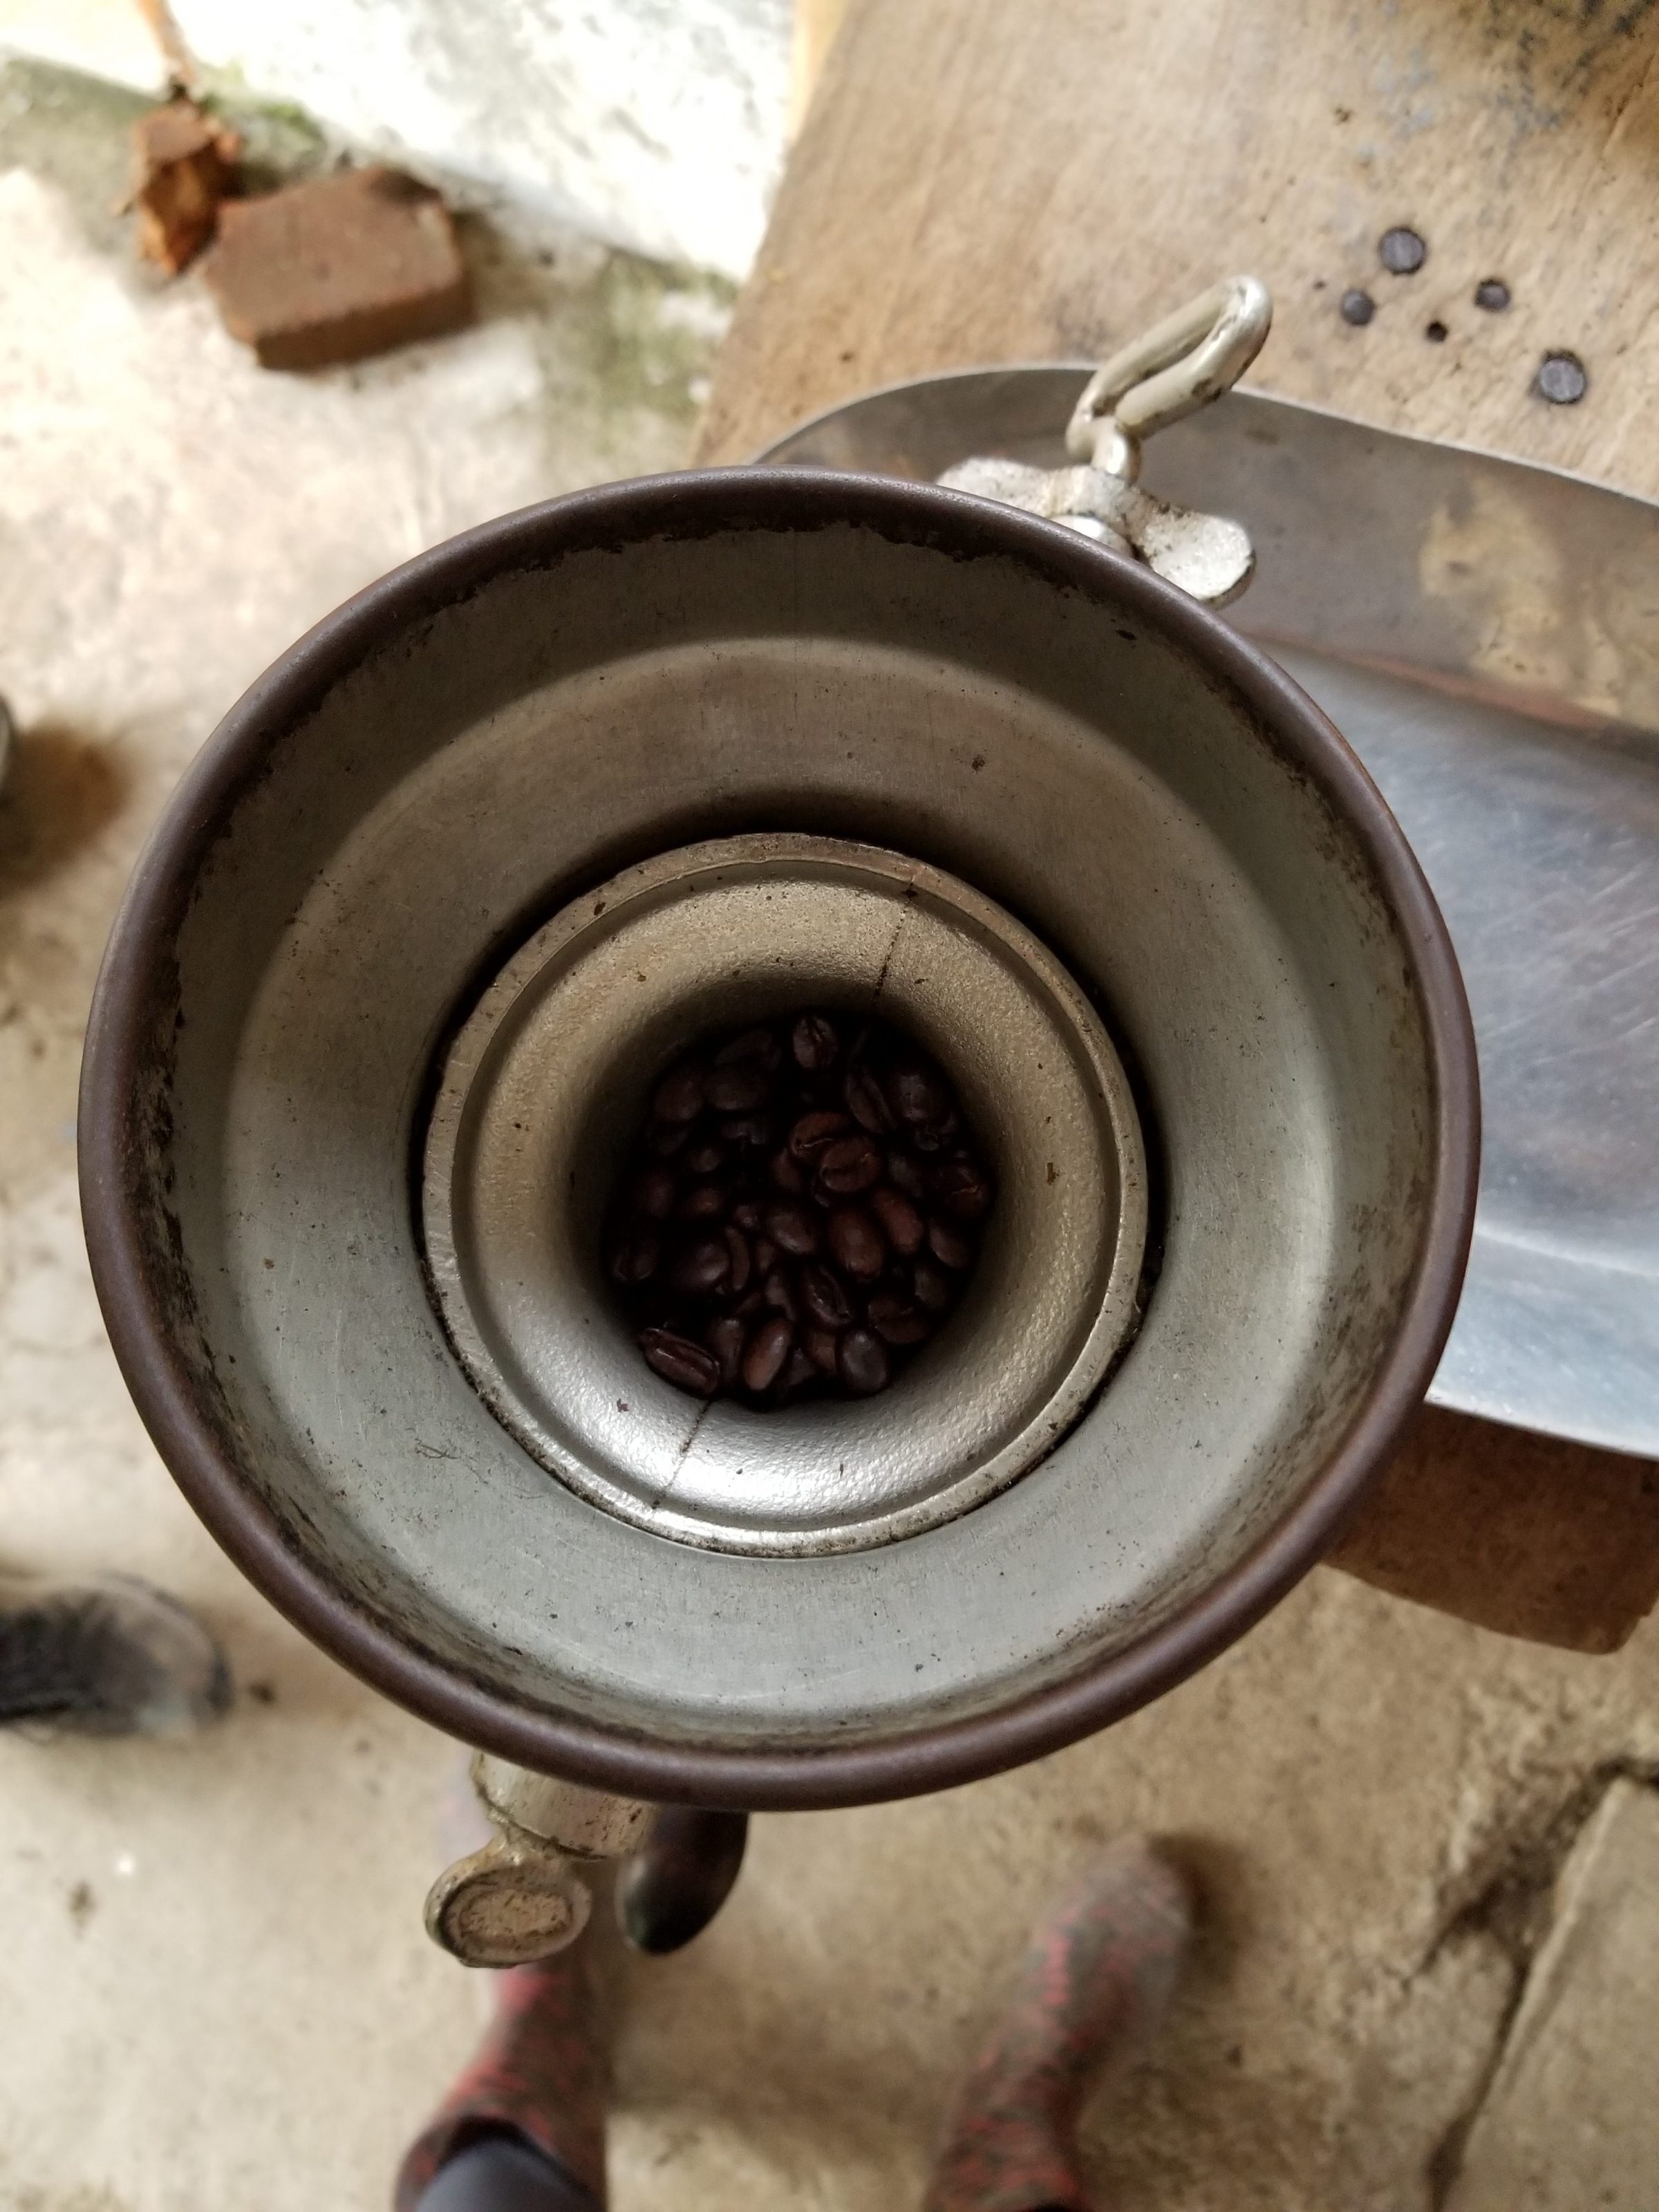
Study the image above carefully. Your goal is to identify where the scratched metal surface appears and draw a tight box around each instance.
[762,371,1659,1459]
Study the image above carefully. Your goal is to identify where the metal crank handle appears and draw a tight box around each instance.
[939,275,1273,608]
[425,1759,652,1966]
[1065,274,1272,480]
[424,1757,749,1965]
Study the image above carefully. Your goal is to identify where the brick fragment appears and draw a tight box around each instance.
[131,97,241,274]
[202,167,473,371]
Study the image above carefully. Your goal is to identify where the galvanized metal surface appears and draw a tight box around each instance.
[424,1833,590,1967]
[469,1756,652,1859]
[424,836,1146,1556]
[938,453,1259,608]
[79,469,1474,1806]
[760,373,1659,1463]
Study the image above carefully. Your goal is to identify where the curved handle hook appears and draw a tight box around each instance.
[1065,276,1272,476]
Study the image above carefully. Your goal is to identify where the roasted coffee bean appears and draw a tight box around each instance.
[932,1159,992,1219]
[886,1148,928,1200]
[609,1008,993,1406]
[911,1109,959,1154]
[723,1224,753,1295]
[788,1108,850,1161]
[679,1181,727,1222]
[800,1264,854,1330]
[632,1166,676,1221]
[769,1146,806,1195]
[641,1327,719,1395]
[715,1025,781,1072]
[720,1114,773,1150]
[804,1326,841,1374]
[671,1238,731,1295]
[653,1062,705,1121]
[791,1012,841,1071]
[780,1347,817,1396]
[927,1215,975,1270]
[844,1060,895,1134]
[869,1184,926,1255]
[743,1316,793,1392]
[827,1206,885,1280]
[706,1314,747,1388]
[608,1230,660,1285]
[706,1060,771,1112]
[839,1328,890,1395]
[765,1199,821,1255]
[816,1134,883,1196]
[888,1058,950,1127]
[867,1292,932,1347]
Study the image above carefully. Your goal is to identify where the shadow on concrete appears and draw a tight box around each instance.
[0,720,129,905]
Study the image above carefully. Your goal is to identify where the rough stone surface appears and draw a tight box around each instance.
[0,0,171,95]
[1449,1778,1659,2211]
[169,0,790,279]
[1,0,789,280]
[2,59,1659,2212]
[203,165,472,369]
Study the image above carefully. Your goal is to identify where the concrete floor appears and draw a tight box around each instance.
[2,59,1658,2212]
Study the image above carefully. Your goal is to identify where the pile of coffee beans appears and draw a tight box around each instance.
[606,1010,994,1405]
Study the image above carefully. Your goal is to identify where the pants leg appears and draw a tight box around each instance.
[415,2131,600,2212]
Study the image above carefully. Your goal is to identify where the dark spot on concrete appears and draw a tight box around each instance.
[0,720,128,900]
[1046,1161,1058,1185]
[1379,226,1427,275]
[245,1679,277,1705]
[1340,288,1376,326]
[1536,350,1587,404]
[68,1880,95,1928]
[1333,105,1353,122]
[1474,278,1511,312]
[1425,319,1449,343]
[971,753,986,770]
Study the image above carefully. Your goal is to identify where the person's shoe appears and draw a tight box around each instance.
[923,1837,1197,2212]
[395,1945,608,2212]
[0,1573,231,1736]
[615,1806,748,1954]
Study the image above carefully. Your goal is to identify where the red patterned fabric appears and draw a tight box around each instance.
[395,1951,607,2212]
[922,1840,1194,2212]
